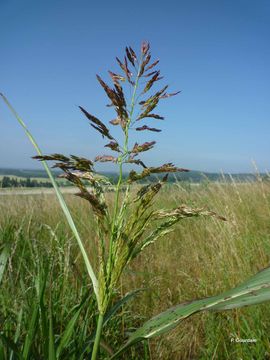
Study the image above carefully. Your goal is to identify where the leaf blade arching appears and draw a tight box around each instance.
[0,246,9,285]
[56,305,83,358]
[111,266,270,358]
[0,93,99,301]
[80,290,143,355]
[103,289,144,327]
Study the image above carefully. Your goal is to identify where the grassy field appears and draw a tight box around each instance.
[1,179,270,359]
[0,175,48,181]
[0,174,69,186]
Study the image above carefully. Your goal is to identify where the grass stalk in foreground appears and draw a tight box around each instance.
[25,42,224,357]
[91,314,104,360]
[0,92,99,302]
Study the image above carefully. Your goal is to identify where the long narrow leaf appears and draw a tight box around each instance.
[0,246,9,285]
[56,306,83,358]
[54,275,91,358]
[81,290,143,355]
[9,308,23,360]
[0,334,23,360]
[49,313,56,360]
[0,93,99,300]
[112,266,270,358]
[22,302,39,359]
[103,289,143,327]
[22,271,48,359]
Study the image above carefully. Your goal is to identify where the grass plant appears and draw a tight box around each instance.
[1,42,270,359]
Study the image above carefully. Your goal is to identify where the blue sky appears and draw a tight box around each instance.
[0,0,269,173]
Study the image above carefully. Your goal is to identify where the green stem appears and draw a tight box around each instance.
[107,56,143,275]
[91,313,104,360]
[106,161,123,286]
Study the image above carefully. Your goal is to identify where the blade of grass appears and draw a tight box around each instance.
[22,301,39,360]
[9,308,23,360]
[0,343,4,360]
[40,286,49,359]
[112,266,270,358]
[0,93,99,301]
[0,334,23,360]
[81,289,143,355]
[103,289,144,327]
[23,264,47,359]
[0,246,9,285]
[49,313,56,360]
[56,297,88,359]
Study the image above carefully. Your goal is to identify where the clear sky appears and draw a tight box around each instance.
[1,0,269,173]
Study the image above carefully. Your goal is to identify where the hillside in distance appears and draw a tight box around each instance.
[0,167,266,184]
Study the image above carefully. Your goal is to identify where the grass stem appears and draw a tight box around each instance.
[91,313,104,360]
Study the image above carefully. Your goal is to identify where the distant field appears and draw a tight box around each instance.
[0,167,267,184]
[0,186,75,195]
[1,179,270,359]
[0,173,69,188]
[0,168,61,178]
[0,175,51,182]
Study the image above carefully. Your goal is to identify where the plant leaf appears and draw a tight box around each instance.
[0,93,99,300]
[22,301,39,359]
[48,313,56,360]
[103,289,143,327]
[56,305,84,358]
[0,246,9,285]
[0,334,23,359]
[9,308,23,360]
[111,266,270,358]
[81,290,143,355]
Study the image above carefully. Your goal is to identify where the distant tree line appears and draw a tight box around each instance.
[0,176,53,188]
[0,173,268,189]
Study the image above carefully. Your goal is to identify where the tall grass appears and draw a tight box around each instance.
[0,194,140,359]
[1,179,270,359]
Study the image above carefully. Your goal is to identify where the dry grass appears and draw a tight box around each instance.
[124,180,270,359]
[1,179,270,359]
